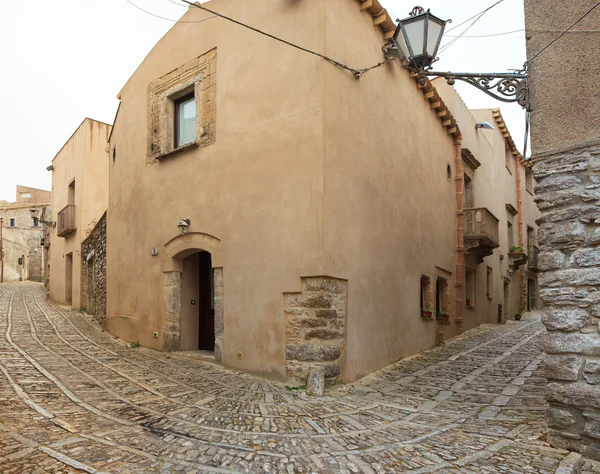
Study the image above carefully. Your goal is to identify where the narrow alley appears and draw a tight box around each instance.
[0,283,589,473]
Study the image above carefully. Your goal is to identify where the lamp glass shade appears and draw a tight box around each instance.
[394,9,448,70]
[29,209,39,219]
[403,19,425,57]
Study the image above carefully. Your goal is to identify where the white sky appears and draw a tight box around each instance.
[0,0,527,202]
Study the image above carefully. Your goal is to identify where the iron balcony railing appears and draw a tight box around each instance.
[57,205,76,237]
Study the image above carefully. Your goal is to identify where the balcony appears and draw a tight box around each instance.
[57,205,76,237]
[464,207,500,264]
[509,248,529,270]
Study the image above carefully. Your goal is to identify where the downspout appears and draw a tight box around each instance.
[516,158,525,311]
[454,139,464,323]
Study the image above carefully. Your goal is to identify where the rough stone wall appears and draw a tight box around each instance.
[284,277,347,385]
[535,143,600,459]
[81,212,107,326]
[1,205,47,282]
[163,271,182,351]
[214,267,224,364]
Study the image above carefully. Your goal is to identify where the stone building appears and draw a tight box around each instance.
[0,185,50,282]
[0,228,29,282]
[525,0,600,460]
[46,118,111,309]
[105,0,540,384]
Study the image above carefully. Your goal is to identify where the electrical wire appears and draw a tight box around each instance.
[446,29,524,38]
[439,11,489,53]
[180,0,393,79]
[529,1,600,61]
[125,0,215,23]
[445,0,504,34]
[166,0,186,7]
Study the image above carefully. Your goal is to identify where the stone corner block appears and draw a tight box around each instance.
[306,366,325,397]
[545,355,584,381]
[542,306,591,332]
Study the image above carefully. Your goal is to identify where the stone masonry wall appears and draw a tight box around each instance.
[284,277,347,385]
[534,143,600,459]
[0,205,47,282]
[81,212,107,326]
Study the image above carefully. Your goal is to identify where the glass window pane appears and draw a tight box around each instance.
[177,96,196,146]
[404,19,425,56]
[426,21,443,56]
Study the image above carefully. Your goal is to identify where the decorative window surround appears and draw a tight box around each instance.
[147,49,216,163]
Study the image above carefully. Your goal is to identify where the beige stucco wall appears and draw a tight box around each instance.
[16,185,51,204]
[435,82,541,328]
[107,0,464,382]
[524,0,600,153]
[107,0,325,381]
[1,228,29,282]
[48,119,111,308]
[472,109,541,315]
[319,0,457,381]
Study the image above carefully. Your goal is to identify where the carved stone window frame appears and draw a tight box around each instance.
[160,78,203,155]
[147,49,217,164]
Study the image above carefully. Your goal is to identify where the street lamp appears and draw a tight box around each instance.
[387,6,530,110]
[178,219,191,235]
[392,7,448,71]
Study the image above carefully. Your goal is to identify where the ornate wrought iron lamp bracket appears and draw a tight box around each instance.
[416,63,531,110]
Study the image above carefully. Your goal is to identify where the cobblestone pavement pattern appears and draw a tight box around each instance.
[0,283,592,473]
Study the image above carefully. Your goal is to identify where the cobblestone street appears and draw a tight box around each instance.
[0,283,584,473]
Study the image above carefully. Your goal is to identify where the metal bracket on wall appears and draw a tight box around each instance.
[419,63,531,110]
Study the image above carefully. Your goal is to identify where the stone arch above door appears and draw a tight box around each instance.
[162,231,224,363]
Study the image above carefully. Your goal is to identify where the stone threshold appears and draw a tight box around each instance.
[170,350,215,364]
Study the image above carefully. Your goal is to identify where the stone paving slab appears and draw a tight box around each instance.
[0,283,594,473]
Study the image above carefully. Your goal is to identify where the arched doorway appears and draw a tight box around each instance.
[163,231,224,363]
[181,251,215,351]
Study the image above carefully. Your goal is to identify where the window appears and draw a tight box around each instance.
[68,180,75,206]
[175,92,196,148]
[464,173,474,208]
[447,164,452,182]
[487,266,493,299]
[112,147,116,165]
[9,218,15,227]
[465,268,475,308]
[420,276,432,317]
[436,277,449,318]
[33,217,39,227]
[20,193,31,199]
[505,143,512,173]
[507,221,514,248]
[525,168,534,194]
[147,50,216,162]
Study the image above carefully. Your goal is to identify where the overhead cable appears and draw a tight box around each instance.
[125,0,215,23]
[529,1,600,61]
[180,0,392,79]
[444,0,505,34]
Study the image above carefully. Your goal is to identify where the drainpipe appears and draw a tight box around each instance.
[454,139,464,323]
[516,158,526,311]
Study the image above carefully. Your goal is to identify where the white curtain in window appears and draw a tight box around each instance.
[177,97,196,146]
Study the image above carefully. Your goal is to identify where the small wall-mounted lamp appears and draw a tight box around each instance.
[475,122,495,130]
[178,218,191,234]
[30,208,39,220]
